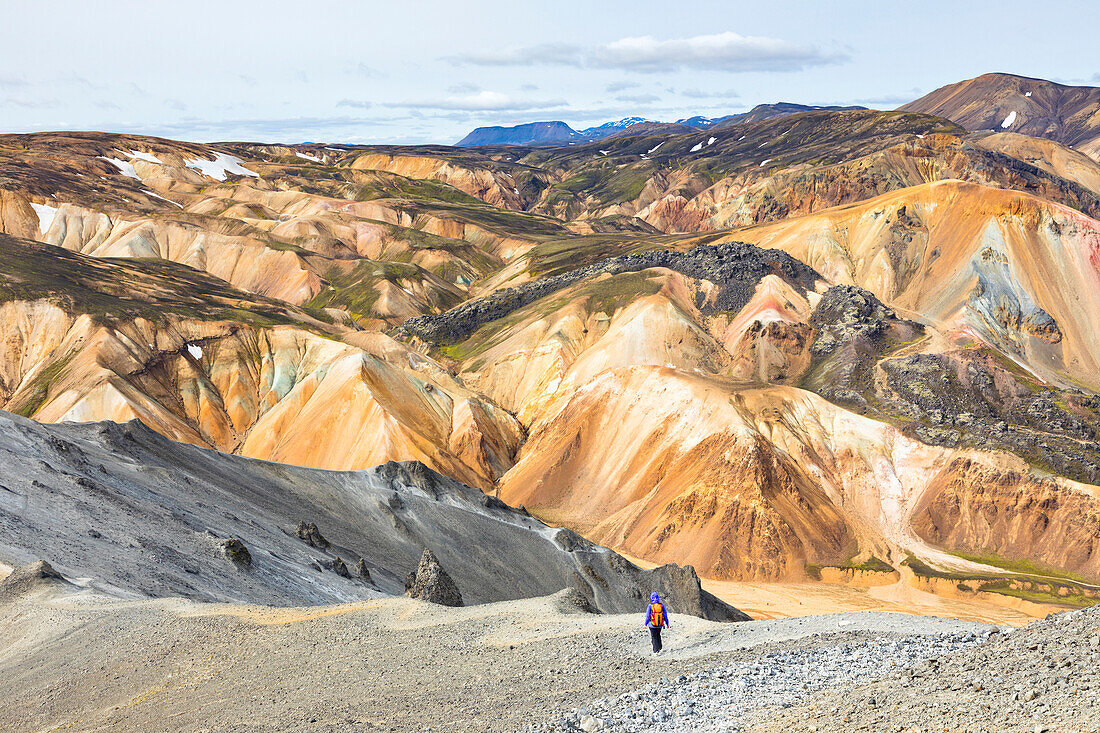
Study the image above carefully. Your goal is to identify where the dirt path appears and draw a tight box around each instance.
[0,585,988,733]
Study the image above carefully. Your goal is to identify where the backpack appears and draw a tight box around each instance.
[649,602,665,627]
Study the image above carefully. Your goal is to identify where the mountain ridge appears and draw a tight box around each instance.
[901,72,1100,160]
[455,103,869,147]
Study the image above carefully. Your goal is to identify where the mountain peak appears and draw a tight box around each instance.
[901,73,1100,159]
[455,121,581,147]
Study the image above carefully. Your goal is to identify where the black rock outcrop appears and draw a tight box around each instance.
[219,538,252,568]
[395,241,822,345]
[295,521,330,549]
[405,549,463,607]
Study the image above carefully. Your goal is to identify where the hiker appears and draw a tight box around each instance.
[644,592,669,654]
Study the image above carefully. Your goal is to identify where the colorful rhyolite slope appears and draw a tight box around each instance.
[1,89,1100,606]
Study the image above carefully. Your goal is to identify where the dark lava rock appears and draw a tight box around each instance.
[219,538,252,568]
[881,351,1100,484]
[1022,309,1062,343]
[354,558,372,583]
[323,557,350,578]
[404,549,463,607]
[809,284,898,356]
[395,241,821,345]
[551,587,599,615]
[295,521,329,549]
[554,527,599,553]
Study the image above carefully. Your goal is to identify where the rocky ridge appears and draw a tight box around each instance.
[395,240,822,344]
[0,409,743,618]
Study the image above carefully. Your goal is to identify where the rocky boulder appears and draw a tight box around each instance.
[405,549,463,607]
[295,521,329,549]
[218,538,252,568]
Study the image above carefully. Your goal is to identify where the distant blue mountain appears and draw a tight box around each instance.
[455,121,584,147]
[578,117,648,136]
[455,104,868,147]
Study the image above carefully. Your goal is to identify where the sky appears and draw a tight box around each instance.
[1,0,1097,145]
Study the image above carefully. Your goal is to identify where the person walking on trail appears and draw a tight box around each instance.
[645,592,669,654]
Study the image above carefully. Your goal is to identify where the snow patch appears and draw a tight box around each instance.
[126,149,162,164]
[1000,111,1017,128]
[646,142,664,155]
[1024,91,1032,97]
[143,190,183,208]
[186,344,203,360]
[30,203,58,234]
[97,156,140,180]
[184,153,258,181]
[759,159,772,167]
[690,142,704,152]
[707,137,716,146]
[916,134,925,139]
[295,151,321,163]
[598,150,610,156]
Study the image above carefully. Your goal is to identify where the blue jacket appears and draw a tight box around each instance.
[644,601,670,628]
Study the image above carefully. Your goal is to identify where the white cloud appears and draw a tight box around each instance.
[593,33,846,72]
[2,96,60,109]
[606,80,641,93]
[447,82,481,93]
[447,43,581,67]
[396,91,568,112]
[676,87,741,99]
[336,99,373,109]
[449,32,846,73]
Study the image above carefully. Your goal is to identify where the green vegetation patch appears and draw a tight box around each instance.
[975,579,1100,608]
[903,553,1100,608]
[9,351,76,418]
[805,555,895,579]
[444,270,665,364]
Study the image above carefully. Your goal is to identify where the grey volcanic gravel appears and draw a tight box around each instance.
[751,605,1100,733]
[0,584,989,733]
[527,631,987,732]
[531,607,1100,733]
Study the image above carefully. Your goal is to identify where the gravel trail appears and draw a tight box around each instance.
[527,630,988,732]
[532,607,1100,733]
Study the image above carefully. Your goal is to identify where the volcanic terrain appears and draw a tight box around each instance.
[3,94,1100,606]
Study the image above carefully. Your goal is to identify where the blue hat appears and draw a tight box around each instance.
[650,592,660,602]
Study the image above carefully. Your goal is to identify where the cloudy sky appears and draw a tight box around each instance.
[1,0,1097,144]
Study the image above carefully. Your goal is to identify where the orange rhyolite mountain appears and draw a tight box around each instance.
[2,94,1100,603]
